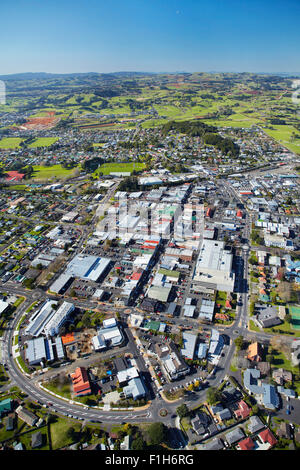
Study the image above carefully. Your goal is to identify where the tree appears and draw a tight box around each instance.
[234,335,244,351]
[176,404,189,419]
[206,387,222,406]
[147,422,166,446]
[131,436,145,450]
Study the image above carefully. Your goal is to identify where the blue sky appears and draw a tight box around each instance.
[0,0,299,74]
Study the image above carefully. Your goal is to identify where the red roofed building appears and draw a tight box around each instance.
[236,210,243,218]
[5,171,25,181]
[131,271,143,281]
[234,400,251,419]
[237,437,255,450]
[70,367,91,397]
[258,428,277,449]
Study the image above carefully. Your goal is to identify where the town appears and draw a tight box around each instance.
[0,71,300,452]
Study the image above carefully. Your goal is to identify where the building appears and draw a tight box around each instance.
[92,318,123,351]
[254,304,281,329]
[237,437,255,451]
[65,254,111,282]
[70,367,92,397]
[258,428,277,449]
[0,398,12,417]
[0,299,9,317]
[193,239,235,292]
[233,400,251,420]
[247,342,263,362]
[43,301,75,337]
[147,285,172,303]
[16,406,38,427]
[207,329,224,364]
[123,377,147,400]
[181,332,197,360]
[25,299,58,337]
[117,367,140,385]
[50,273,74,294]
[198,298,215,322]
[225,427,245,446]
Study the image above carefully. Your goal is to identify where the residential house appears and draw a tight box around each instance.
[247,342,263,362]
[70,367,92,397]
[237,437,255,450]
[233,400,251,420]
[258,428,277,449]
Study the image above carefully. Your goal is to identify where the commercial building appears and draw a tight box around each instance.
[92,318,123,351]
[25,300,58,337]
[65,254,111,282]
[193,239,235,292]
[181,332,197,360]
[43,301,75,337]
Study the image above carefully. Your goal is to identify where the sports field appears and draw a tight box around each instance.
[93,162,145,176]
[290,305,300,330]
[31,164,78,180]
[28,137,58,148]
[0,137,23,149]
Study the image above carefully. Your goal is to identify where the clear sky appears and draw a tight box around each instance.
[0,0,299,74]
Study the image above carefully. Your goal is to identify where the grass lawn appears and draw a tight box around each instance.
[93,162,145,176]
[28,137,58,148]
[31,164,78,180]
[50,417,82,449]
[0,137,23,149]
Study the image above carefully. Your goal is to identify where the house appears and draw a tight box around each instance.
[247,415,265,434]
[6,415,15,431]
[233,400,251,420]
[237,437,255,450]
[272,368,292,385]
[16,406,38,427]
[225,427,245,446]
[276,422,292,440]
[247,342,263,362]
[258,428,277,449]
[0,398,13,417]
[202,437,224,450]
[70,367,92,397]
[191,412,210,435]
[218,408,231,421]
[31,432,43,449]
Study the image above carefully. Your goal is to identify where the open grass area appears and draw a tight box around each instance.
[50,417,82,449]
[31,164,78,180]
[0,137,23,149]
[28,137,58,148]
[93,161,145,176]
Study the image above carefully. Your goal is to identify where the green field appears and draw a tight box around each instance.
[93,162,146,176]
[0,137,23,149]
[28,137,58,148]
[31,164,79,180]
[290,305,300,330]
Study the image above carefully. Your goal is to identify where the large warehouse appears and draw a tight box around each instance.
[65,254,111,282]
[193,239,235,292]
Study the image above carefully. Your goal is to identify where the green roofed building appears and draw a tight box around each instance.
[0,398,12,416]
